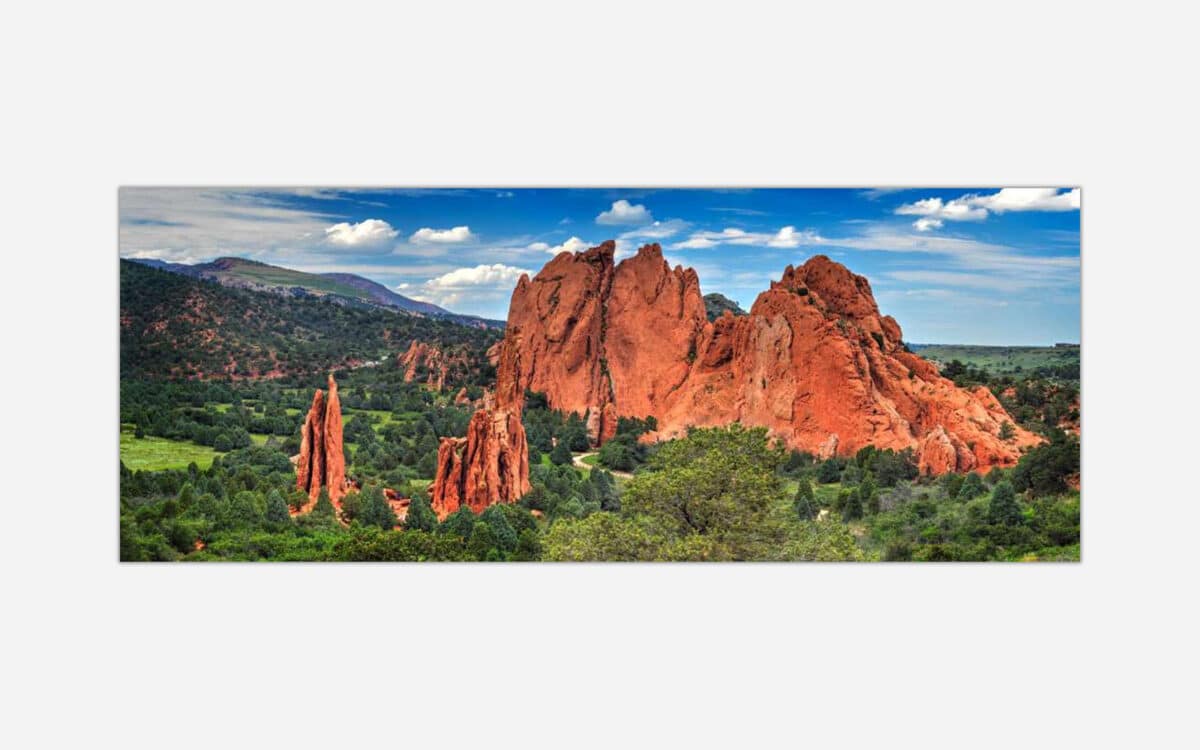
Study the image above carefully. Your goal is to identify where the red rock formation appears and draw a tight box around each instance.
[492,241,1040,474]
[295,374,349,507]
[430,405,531,520]
[398,339,466,391]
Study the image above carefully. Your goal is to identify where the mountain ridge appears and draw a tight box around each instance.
[125,256,503,329]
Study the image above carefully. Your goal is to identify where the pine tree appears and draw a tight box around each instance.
[794,478,816,520]
[360,485,397,530]
[988,480,1022,526]
[265,489,291,525]
[467,521,498,560]
[957,472,985,502]
[842,489,864,521]
[512,529,543,561]
[817,459,841,484]
[550,439,573,466]
[860,475,878,515]
[312,487,335,518]
[481,505,519,552]
[439,506,477,538]
[403,494,437,532]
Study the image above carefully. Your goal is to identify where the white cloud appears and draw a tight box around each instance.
[628,219,688,240]
[119,188,346,262]
[669,226,822,250]
[896,197,988,223]
[404,263,532,309]
[971,187,1080,213]
[596,199,653,225]
[540,236,591,255]
[526,242,551,252]
[409,225,474,244]
[896,188,1079,230]
[325,219,399,247]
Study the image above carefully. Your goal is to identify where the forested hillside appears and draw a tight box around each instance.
[120,260,501,381]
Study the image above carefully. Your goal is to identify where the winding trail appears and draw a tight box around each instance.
[572,451,634,479]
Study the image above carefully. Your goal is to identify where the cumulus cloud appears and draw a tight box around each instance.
[670,226,822,250]
[409,225,474,244]
[325,219,399,247]
[896,188,1079,230]
[538,236,591,255]
[596,199,653,225]
[402,263,531,309]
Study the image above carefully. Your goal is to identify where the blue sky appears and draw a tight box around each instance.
[119,187,1080,345]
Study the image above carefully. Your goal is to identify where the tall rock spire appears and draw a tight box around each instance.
[295,374,348,506]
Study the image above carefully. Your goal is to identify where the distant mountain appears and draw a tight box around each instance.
[120,259,503,381]
[126,256,503,329]
[702,293,746,321]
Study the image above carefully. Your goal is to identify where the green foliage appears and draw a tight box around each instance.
[549,439,573,466]
[264,489,291,525]
[793,478,816,521]
[988,481,1023,526]
[403,494,438,532]
[312,487,335,519]
[816,458,844,484]
[1012,435,1080,497]
[358,485,398,530]
[439,506,478,538]
[842,487,864,521]
[121,259,501,383]
[957,472,986,501]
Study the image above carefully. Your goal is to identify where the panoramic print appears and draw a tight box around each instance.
[119,187,1081,562]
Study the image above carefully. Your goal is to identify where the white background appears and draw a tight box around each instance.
[2,1,1197,748]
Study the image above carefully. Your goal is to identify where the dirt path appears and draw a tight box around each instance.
[573,451,633,479]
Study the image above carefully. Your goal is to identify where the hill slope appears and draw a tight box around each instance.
[120,260,502,382]
[128,256,502,328]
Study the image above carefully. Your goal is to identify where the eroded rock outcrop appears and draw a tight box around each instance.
[429,401,531,520]
[491,241,1040,474]
[295,374,349,507]
[398,339,466,391]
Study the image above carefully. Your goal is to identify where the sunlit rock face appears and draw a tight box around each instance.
[295,374,349,507]
[490,241,1039,474]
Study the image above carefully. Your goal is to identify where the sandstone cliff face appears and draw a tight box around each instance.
[492,241,1039,474]
[295,374,349,506]
[398,339,466,391]
[429,403,531,520]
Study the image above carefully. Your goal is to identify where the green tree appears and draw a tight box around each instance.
[842,487,864,521]
[359,485,398,529]
[816,458,842,484]
[860,475,878,515]
[999,421,1015,441]
[312,487,335,519]
[621,425,784,557]
[988,480,1022,526]
[957,472,985,502]
[511,529,543,561]
[404,494,437,532]
[265,489,291,525]
[481,505,518,552]
[439,506,477,538]
[793,478,817,520]
[550,439,573,466]
[467,521,498,560]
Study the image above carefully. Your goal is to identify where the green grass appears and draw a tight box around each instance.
[580,453,600,466]
[120,425,222,471]
[911,344,1079,376]
[205,258,369,299]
